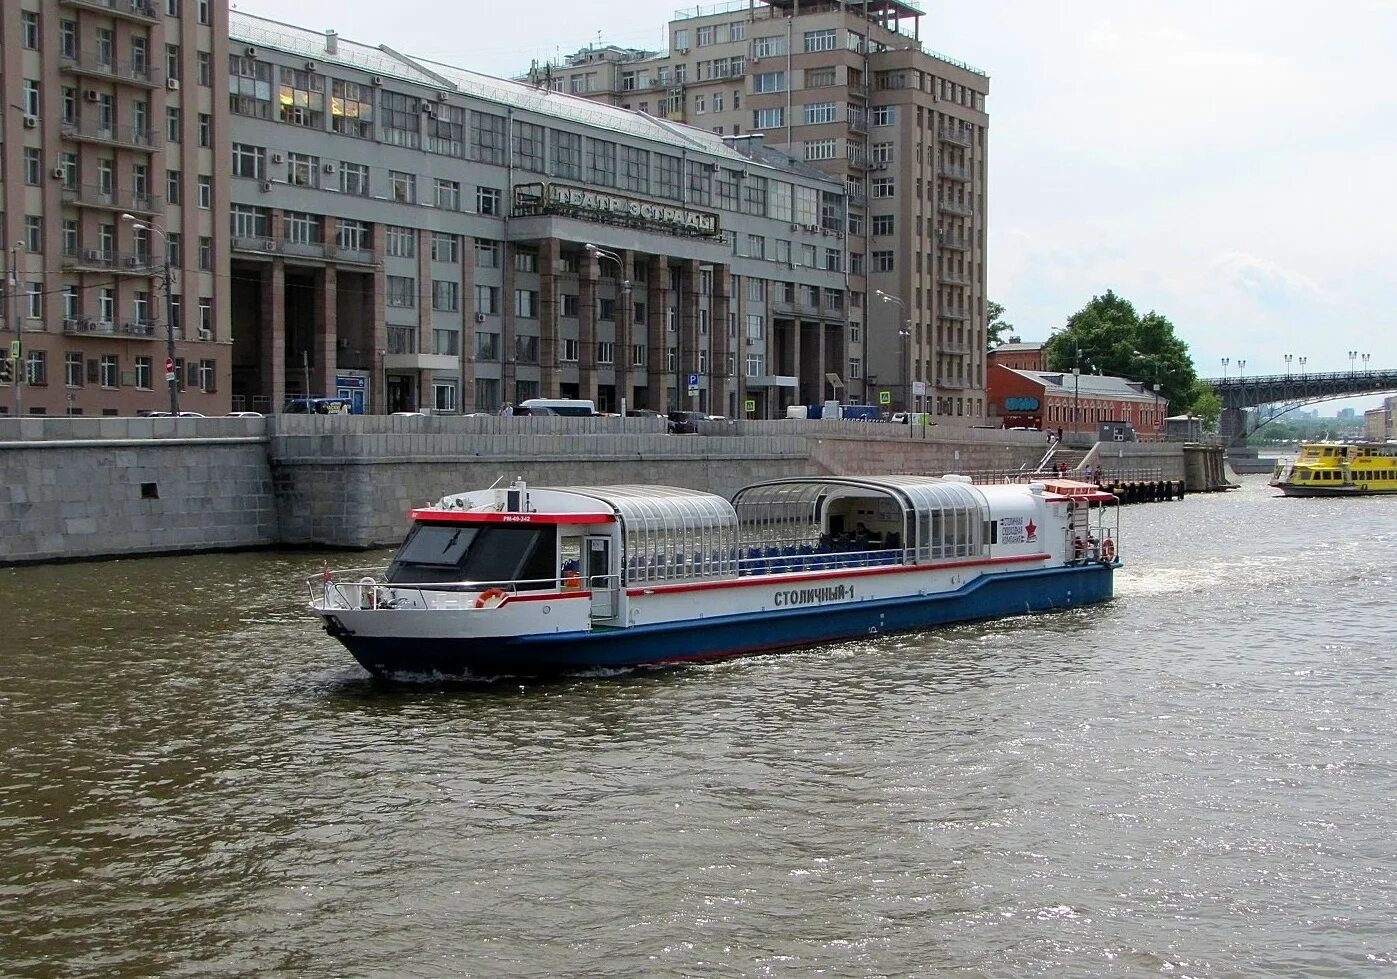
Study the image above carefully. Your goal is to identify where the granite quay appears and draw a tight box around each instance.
[0,417,1191,565]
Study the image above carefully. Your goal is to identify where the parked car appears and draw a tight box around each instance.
[284,397,354,415]
[667,410,709,434]
[144,410,206,417]
[226,411,263,417]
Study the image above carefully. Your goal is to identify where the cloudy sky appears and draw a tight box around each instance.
[233,0,1397,406]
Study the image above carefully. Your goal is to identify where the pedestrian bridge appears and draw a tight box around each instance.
[1206,370,1397,445]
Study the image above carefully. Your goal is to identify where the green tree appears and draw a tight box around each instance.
[1188,384,1222,428]
[1043,290,1199,412]
[986,299,1013,349]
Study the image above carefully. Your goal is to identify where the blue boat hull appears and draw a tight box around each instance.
[328,564,1115,680]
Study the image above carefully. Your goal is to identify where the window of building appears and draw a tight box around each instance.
[197,176,211,209]
[433,382,458,413]
[276,66,322,126]
[22,148,41,186]
[198,359,215,392]
[432,280,459,312]
[513,247,538,274]
[655,153,682,200]
[388,170,415,204]
[753,107,785,129]
[99,355,119,388]
[330,79,374,138]
[560,338,578,363]
[283,212,321,245]
[872,214,895,236]
[586,138,617,187]
[872,105,896,126]
[431,233,459,263]
[551,129,582,179]
[65,352,83,387]
[753,35,787,57]
[871,177,895,198]
[805,139,838,161]
[476,332,500,360]
[516,336,539,366]
[228,55,272,118]
[476,186,501,215]
[336,161,367,196]
[807,68,837,87]
[386,276,416,307]
[753,71,786,94]
[872,250,895,272]
[337,221,369,252]
[619,145,649,194]
[512,121,544,172]
[434,178,461,211]
[21,11,41,49]
[24,216,41,253]
[474,239,500,269]
[804,102,837,125]
[386,226,416,258]
[230,143,266,182]
[287,151,318,188]
[425,103,465,157]
[474,285,498,315]
[471,111,507,165]
[514,290,539,318]
[23,80,40,116]
[381,90,420,149]
[803,29,837,53]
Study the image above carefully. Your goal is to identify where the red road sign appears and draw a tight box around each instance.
[165,357,174,373]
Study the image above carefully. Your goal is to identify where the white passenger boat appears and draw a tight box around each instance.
[307,474,1120,679]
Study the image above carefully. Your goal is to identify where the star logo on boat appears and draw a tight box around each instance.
[1025,519,1037,541]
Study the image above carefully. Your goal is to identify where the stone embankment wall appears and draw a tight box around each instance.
[0,417,276,564]
[4,414,1166,563]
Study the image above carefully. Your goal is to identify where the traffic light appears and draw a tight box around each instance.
[0,357,12,385]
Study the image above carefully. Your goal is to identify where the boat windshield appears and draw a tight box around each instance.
[386,523,553,586]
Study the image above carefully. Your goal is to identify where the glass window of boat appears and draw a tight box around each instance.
[387,523,552,586]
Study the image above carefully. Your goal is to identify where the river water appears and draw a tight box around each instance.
[2,474,1395,978]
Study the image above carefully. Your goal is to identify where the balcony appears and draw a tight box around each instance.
[940,271,970,287]
[61,183,161,214]
[58,51,158,88]
[60,119,159,152]
[938,307,970,321]
[938,341,974,355]
[937,198,973,218]
[936,377,968,390]
[62,318,160,339]
[937,233,970,251]
[232,236,277,258]
[938,164,972,183]
[279,240,327,260]
[61,248,157,274]
[937,125,972,147]
[59,0,159,21]
[331,246,376,267]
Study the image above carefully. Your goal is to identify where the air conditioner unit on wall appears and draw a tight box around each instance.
[23,115,38,128]
[475,312,485,323]
[85,89,101,103]
[51,166,65,179]
[198,328,212,340]
[245,46,258,57]
[271,153,284,163]
[167,77,180,90]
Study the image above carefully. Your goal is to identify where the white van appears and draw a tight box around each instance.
[517,398,597,417]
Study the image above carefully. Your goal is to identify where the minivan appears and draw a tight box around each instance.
[516,398,597,417]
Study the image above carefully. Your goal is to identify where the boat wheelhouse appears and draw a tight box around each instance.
[1271,442,1397,497]
[309,474,1120,679]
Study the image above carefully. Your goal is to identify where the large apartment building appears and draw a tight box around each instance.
[0,0,230,416]
[522,0,991,419]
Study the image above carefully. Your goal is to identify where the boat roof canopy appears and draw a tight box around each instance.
[731,474,991,517]
[558,485,738,533]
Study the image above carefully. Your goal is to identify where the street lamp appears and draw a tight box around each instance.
[1298,356,1308,373]
[874,289,912,413]
[1362,353,1371,372]
[1221,357,1230,380]
[583,243,632,414]
[1348,350,1358,373]
[121,213,178,414]
[1072,347,1083,437]
[1284,353,1292,377]
[1237,359,1246,381]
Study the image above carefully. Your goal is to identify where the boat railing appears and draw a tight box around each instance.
[309,570,562,611]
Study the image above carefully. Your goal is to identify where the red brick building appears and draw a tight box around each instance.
[988,365,1166,438]
[987,340,1046,372]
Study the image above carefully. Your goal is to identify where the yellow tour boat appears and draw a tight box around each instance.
[1270,442,1397,497]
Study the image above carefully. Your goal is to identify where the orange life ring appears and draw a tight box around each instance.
[1101,538,1117,562]
[474,587,507,609]
[562,570,581,591]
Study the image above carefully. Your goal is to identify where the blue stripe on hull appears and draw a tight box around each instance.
[335,564,1115,680]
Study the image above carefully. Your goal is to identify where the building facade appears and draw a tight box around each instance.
[987,339,1045,372]
[988,366,1166,438]
[224,14,849,417]
[0,0,230,416]
[522,0,991,420]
